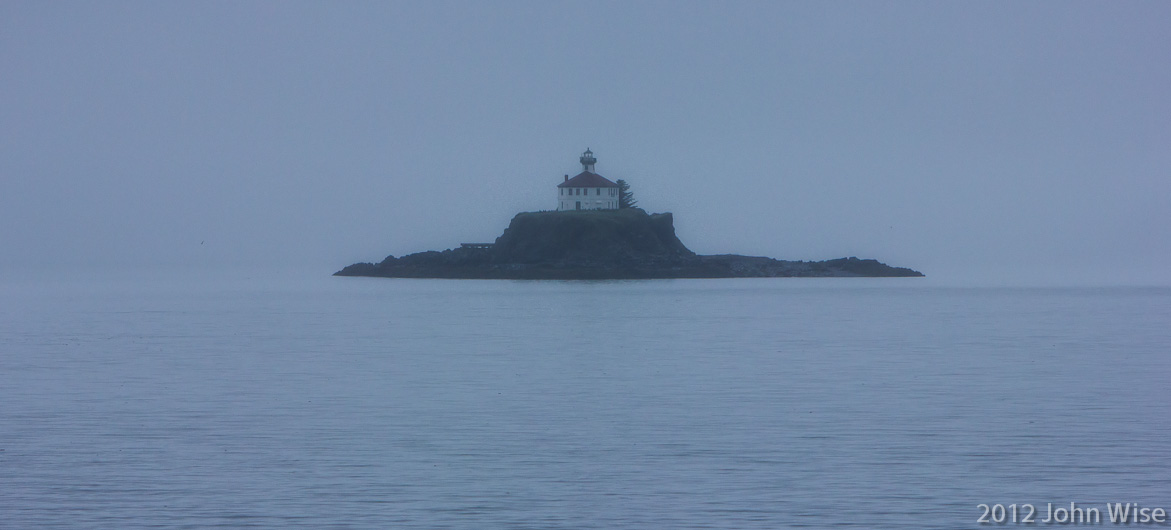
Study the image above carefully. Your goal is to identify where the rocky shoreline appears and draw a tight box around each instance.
[335,209,923,280]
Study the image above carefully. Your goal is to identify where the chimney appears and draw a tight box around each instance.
[564,175,568,182]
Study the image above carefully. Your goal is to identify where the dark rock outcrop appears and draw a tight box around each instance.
[491,209,692,266]
[335,209,923,279]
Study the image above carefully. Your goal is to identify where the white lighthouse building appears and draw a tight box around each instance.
[557,148,620,211]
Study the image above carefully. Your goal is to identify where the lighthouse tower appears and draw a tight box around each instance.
[556,148,619,211]
[579,148,596,172]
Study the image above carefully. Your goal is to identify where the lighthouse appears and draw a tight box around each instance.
[556,148,620,211]
[579,148,596,172]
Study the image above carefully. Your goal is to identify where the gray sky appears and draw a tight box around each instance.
[3,1,1168,284]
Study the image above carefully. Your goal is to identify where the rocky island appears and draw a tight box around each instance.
[335,208,923,280]
[338,149,921,280]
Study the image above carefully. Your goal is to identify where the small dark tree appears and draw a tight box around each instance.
[617,179,637,209]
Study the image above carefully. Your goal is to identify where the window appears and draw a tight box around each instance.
[596,188,600,195]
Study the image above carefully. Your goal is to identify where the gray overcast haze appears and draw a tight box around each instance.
[3,1,1169,284]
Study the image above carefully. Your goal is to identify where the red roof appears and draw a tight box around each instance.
[557,171,619,188]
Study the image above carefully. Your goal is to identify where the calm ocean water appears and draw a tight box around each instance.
[1,275,1168,529]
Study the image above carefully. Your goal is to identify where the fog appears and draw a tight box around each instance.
[3,2,1168,284]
